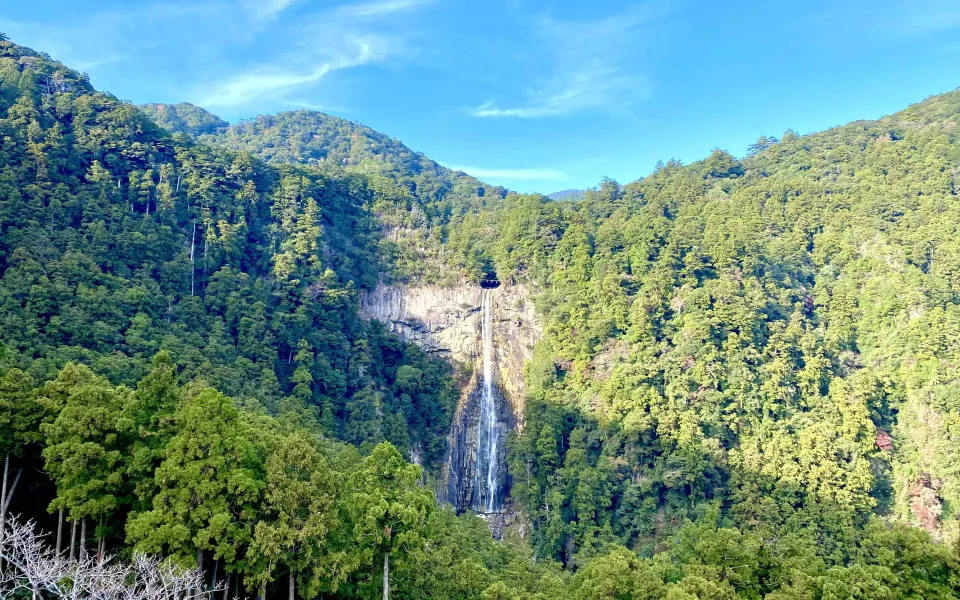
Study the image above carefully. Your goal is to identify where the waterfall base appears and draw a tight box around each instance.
[441,337,512,512]
[477,506,524,541]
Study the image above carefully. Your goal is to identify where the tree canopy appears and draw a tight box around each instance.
[3,32,960,599]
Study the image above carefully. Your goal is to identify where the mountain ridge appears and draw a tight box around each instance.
[139,101,229,136]
[4,31,960,600]
[547,188,586,201]
[141,102,507,199]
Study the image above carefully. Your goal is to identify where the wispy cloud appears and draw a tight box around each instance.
[2,2,227,73]
[470,103,554,119]
[198,0,431,108]
[199,35,388,107]
[333,0,434,19]
[446,165,568,181]
[471,3,667,119]
[4,0,431,114]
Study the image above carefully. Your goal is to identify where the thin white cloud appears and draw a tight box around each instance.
[196,0,431,109]
[201,66,334,108]
[6,0,429,112]
[2,2,228,73]
[446,165,568,181]
[199,35,387,107]
[471,102,560,119]
[244,0,301,19]
[334,0,434,18]
[471,3,667,119]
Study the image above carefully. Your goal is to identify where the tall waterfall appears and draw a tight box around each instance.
[475,288,500,513]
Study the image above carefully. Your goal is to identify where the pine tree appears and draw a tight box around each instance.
[248,433,347,599]
[41,364,131,556]
[350,443,432,600]
[126,386,261,568]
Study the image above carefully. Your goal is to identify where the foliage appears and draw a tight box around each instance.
[0,37,456,468]
[139,102,228,137]
[458,90,960,567]
[4,32,960,599]
[151,107,509,283]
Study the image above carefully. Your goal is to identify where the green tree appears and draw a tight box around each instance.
[126,386,261,570]
[350,442,432,600]
[249,433,348,600]
[570,547,667,600]
[41,364,131,556]
[125,351,180,509]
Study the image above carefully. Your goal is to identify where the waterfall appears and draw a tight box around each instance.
[475,288,500,513]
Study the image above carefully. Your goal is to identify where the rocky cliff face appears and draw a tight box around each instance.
[360,284,538,421]
[360,283,540,512]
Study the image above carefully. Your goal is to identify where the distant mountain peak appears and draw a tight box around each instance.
[547,189,585,201]
[139,102,229,136]
[146,107,510,203]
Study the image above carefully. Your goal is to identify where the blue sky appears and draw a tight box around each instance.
[3,0,960,193]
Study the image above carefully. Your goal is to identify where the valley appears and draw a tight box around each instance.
[2,30,960,599]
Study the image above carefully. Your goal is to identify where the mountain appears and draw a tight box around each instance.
[4,31,960,600]
[0,36,511,596]
[478,90,960,563]
[142,104,510,283]
[139,101,228,136]
[547,188,585,201]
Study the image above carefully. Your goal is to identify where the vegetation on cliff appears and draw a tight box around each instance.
[3,30,960,598]
[443,90,960,597]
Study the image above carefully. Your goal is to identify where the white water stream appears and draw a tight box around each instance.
[475,288,500,512]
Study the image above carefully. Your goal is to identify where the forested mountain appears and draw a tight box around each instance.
[139,102,229,136]
[547,189,586,201]
[143,104,509,283]
[0,37,540,598]
[0,37,463,465]
[440,90,960,580]
[4,31,960,599]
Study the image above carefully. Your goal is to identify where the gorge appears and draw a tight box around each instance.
[6,29,960,599]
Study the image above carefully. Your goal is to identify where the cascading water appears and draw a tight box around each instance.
[474,288,500,513]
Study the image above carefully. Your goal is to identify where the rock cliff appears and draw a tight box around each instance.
[360,283,540,513]
[360,283,539,422]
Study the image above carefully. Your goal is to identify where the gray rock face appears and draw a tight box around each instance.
[360,283,538,421]
[359,283,540,512]
[444,374,513,511]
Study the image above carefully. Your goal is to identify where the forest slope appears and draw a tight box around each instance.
[0,38,460,466]
[146,75,960,596]
[142,104,509,282]
[0,34,565,599]
[144,68,960,592]
[3,32,960,599]
[455,88,960,563]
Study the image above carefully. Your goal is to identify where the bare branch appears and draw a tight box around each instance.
[1,515,226,600]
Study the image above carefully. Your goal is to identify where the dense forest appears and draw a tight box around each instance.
[139,103,508,284]
[4,32,960,599]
